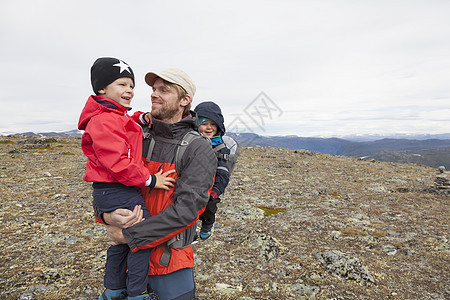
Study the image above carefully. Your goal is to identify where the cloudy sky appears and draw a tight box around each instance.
[1,0,449,138]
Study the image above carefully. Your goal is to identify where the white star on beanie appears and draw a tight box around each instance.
[113,60,131,74]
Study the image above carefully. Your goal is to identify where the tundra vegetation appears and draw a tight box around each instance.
[0,136,448,299]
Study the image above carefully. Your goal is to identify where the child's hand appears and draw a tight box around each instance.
[154,169,176,190]
[144,113,153,128]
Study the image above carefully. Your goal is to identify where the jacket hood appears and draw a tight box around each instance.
[193,101,225,135]
[78,95,128,130]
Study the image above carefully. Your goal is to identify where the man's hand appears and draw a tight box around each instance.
[104,205,144,229]
[106,225,126,245]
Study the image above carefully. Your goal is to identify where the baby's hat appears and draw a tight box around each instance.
[91,57,135,94]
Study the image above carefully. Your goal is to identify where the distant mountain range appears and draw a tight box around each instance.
[8,129,83,137]
[6,130,450,169]
[226,133,450,169]
[369,147,450,169]
[338,133,450,142]
[227,133,352,154]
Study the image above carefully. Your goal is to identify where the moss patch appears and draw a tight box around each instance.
[257,206,287,216]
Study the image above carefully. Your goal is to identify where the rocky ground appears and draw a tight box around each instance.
[0,136,448,300]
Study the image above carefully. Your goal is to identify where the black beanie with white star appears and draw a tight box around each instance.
[90,57,135,94]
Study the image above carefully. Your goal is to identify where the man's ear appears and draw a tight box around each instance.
[180,94,191,108]
[97,88,106,95]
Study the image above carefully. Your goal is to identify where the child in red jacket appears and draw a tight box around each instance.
[78,57,174,300]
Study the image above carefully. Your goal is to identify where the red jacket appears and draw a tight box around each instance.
[78,95,150,187]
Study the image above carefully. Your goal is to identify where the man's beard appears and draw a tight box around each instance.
[151,103,180,121]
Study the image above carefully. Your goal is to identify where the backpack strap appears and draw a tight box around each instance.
[143,128,155,162]
[214,142,229,162]
[214,143,229,174]
[146,138,156,162]
[174,131,209,176]
[152,135,184,145]
[160,231,186,267]
[159,222,198,267]
[216,152,230,161]
[144,130,209,171]
[143,133,186,164]
[213,143,226,152]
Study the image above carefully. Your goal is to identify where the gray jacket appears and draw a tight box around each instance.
[123,112,216,272]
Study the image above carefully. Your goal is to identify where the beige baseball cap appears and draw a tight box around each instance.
[145,68,196,98]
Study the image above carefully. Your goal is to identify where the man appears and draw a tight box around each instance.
[100,68,217,300]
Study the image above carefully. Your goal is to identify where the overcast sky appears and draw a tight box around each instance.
[1,0,449,137]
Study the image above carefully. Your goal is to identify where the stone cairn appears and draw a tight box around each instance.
[434,166,450,189]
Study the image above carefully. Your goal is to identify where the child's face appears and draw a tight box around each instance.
[98,77,134,107]
[198,119,218,138]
